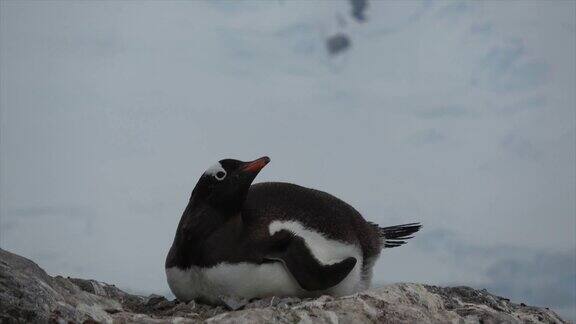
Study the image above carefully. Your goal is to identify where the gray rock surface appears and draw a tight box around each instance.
[0,248,567,323]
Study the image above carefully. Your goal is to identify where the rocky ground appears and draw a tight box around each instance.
[0,248,568,323]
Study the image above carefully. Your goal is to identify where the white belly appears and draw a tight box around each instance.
[166,259,364,303]
[166,220,368,303]
[166,262,304,303]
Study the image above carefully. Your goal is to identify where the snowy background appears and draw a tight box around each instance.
[1,0,574,320]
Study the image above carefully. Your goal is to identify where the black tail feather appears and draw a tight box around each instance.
[378,222,422,248]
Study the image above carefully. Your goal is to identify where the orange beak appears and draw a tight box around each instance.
[239,156,270,173]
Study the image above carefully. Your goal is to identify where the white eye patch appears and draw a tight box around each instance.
[204,162,227,181]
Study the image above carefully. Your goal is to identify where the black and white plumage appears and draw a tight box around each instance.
[165,157,421,304]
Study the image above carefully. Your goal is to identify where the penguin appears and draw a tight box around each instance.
[165,156,421,304]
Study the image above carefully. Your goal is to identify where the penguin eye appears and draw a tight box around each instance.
[215,171,226,181]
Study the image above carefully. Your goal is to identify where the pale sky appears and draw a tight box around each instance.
[1,0,574,320]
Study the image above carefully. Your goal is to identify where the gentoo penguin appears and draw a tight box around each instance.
[165,156,421,304]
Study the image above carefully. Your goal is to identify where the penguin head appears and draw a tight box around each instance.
[191,156,270,212]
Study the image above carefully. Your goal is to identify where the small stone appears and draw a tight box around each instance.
[146,294,167,306]
[219,295,249,311]
[245,297,275,309]
[316,295,334,303]
[153,300,176,311]
[104,308,121,314]
[171,300,196,312]
[276,297,301,308]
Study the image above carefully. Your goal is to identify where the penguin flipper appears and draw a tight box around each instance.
[266,231,357,291]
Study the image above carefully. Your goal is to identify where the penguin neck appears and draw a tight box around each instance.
[166,197,238,268]
[179,198,236,240]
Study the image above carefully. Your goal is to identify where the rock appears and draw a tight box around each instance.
[218,295,249,311]
[145,294,166,307]
[244,296,302,309]
[0,248,568,323]
[0,249,123,323]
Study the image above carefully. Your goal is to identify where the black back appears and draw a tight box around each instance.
[242,182,383,263]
